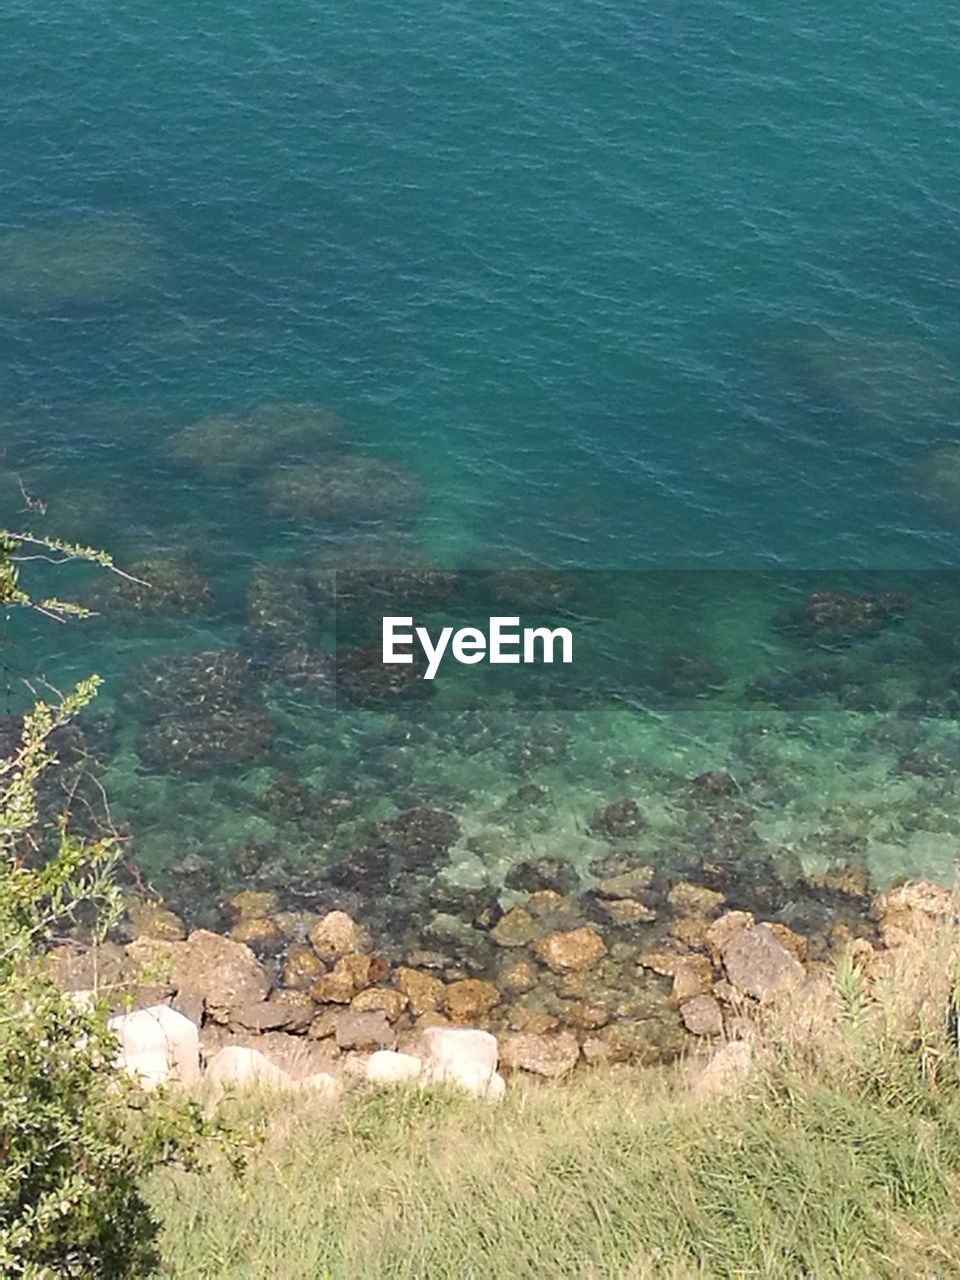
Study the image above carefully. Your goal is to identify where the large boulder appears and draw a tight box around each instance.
[128,929,271,1025]
[721,924,804,1003]
[419,1025,498,1097]
[108,1004,200,1088]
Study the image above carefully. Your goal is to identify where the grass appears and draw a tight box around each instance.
[146,920,960,1279]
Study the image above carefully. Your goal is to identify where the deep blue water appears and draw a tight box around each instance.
[2,1,960,911]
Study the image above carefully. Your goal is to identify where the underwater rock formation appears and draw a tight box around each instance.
[262,454,423,524]
[0,217,160,308]
[776,590,908,646]
[136,709,274,775]
[95,557,214,617]
[335,643,428,706]
[245,562,319,648]
[124,649,253,718]
[769,330,960,436]
[166,403,344,473]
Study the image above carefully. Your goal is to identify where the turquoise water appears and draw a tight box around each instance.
[3,1,960,920]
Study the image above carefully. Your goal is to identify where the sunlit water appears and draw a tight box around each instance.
[2,1,960,923]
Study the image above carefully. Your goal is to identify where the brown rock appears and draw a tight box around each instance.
[582,1034,631,1066]
[497,955,539,995]
[693,1040,754,1100]
[705,910,754,961]
[126,901,186,942]
[667,882,725,917]
[721,923,805,1003]
[350,987,408,1022]
[671,956,714,1003]
[51,941,138,999]
[712,979,738,1004]
[309,910,361,960]
[597,897,656,926]
[223,889,279,921]
[535,927,607,972]
[595,867,654,899]
[762,921,808,961]
[499,1030,580,1077]
[335,1010,396,1052]
[507,1007,560,1035]
[443,978,500,1022]
[563,999,610,1030]
[413,1010,450,1030]
[307,1008,340,1040]
[228,916,284,948]
[669,916,710,948]
[230,990,314,1033]
[394,966,446,1016]
[311,952,381,1004]
[638,948,689,977]
[490,907,537,948]
[679,994,724,1036]
[282,943,326,991]
[165,929,271,1024]
[871,879,955,947]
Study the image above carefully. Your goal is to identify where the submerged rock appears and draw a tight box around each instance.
[591,797,645,838]
[262,454,423,524]
[534,927,607,973]
[136,709,274,775]
[99,557,214,617]
[0,217,160,308]
[167,402,344,473]
[776,590,907,646]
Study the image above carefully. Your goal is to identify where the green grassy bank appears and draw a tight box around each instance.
[147,926,960,1280]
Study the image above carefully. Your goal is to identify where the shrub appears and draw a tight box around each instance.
[0,530,234,1278]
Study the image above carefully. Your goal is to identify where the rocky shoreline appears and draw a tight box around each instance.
[47,832,958,1099]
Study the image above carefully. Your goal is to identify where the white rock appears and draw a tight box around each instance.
[299,1072,341,1097]
[108,1003,200,1087]
[366,1050,422,1085]
[420,1026,498,1096]
[205,1045,293,1090]
[121,1049,171,1090]
[484,1071,506,1104]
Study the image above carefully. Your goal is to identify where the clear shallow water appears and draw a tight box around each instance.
[2,1,960,917]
